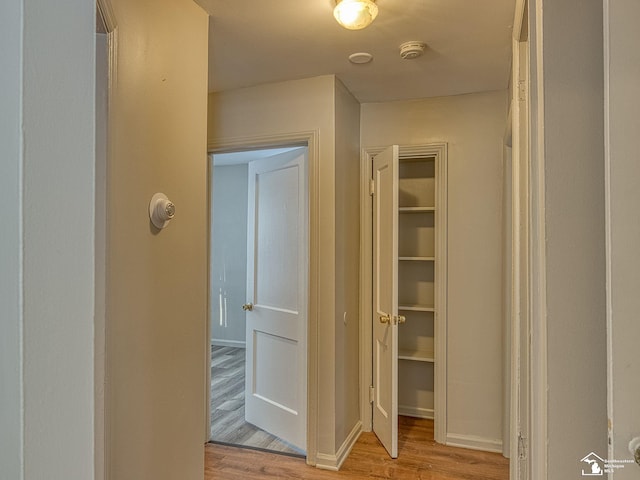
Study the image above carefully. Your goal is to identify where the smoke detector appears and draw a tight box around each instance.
[399,41,426,60]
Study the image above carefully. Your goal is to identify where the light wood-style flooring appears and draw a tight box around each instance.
[205,416,509,480]
[210,345,303,456]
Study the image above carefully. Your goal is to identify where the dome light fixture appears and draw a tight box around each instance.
[334,0,378,30]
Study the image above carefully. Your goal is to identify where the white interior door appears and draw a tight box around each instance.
[244,148,307,452]
[372,145,399,458]
[605,2,640,477]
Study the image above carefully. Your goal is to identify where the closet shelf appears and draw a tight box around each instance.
[399,206,435,213]
[399,256,435,262]
[398,304,435,312]
[399,156,435,163]
[398,348,435,363]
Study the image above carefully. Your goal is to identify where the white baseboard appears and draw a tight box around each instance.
[315,421,362,471]
[446,433,503,453]
[399,405,434,419]
[211,339,246,348]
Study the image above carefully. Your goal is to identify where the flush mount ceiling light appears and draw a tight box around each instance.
[334,0,378,30]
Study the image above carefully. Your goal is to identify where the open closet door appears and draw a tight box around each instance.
[372,145,399,458]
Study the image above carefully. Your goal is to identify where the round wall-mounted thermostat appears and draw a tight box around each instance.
[149,193,175,229]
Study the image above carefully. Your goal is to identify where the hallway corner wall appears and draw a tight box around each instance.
[361,90,508,449]
[20,0,97,478]
[106,0,210,478]
[533,0,608,477]
[334,78,362,451]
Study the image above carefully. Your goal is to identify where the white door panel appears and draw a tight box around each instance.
[254,165,299,312]
[245,148,307,452]
[372,145,399,458]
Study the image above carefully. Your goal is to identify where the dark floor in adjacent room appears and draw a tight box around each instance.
[210,345,303,456]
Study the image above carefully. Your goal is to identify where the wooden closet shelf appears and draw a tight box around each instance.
[398,348,435,363]
[398,304,435,312]
[399,206,435,213]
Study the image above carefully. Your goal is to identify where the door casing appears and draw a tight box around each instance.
[604,0,640,472]
[509,2,532,477]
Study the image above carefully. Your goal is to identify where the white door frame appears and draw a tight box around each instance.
[509,1,530,477]
[359,143,448,444]
[525,0,549,477]
[510,0,548,478]
[95,2,117,479]
[604,0,640,472]
[207,131,319,465]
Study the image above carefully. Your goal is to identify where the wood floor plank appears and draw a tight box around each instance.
[205,417,508,480]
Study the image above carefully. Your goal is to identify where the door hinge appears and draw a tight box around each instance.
[518,433,527,460]
[369,385,375,403]
[369,178,375,196]
[518,80,527,102]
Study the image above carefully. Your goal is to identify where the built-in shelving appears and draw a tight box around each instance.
[397,154,436,421]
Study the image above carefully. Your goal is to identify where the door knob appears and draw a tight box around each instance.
[242,303,254,311]
[629,437,640,466]
[396,315,406,325]
[379,313,391,324]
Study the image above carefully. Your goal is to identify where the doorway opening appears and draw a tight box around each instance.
[208,145,309,458]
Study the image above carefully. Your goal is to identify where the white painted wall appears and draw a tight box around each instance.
[0,1,24,478]
[106,0,209,478]
[334,79,362,448]
[21,0,97,478]
[361,90,508,447]
[208,75,362,461]
[531,0,608,477]
[210,164,248,346]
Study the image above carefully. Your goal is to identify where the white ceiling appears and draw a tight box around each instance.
[213,147,303,166]
[196,0,516,103]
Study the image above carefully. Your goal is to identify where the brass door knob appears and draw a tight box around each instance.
[379,313,391,324]
[396,315,406,325]
[242,303,254,311]
[629,437,640,466]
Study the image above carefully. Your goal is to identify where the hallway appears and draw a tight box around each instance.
[205,416,509,479]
